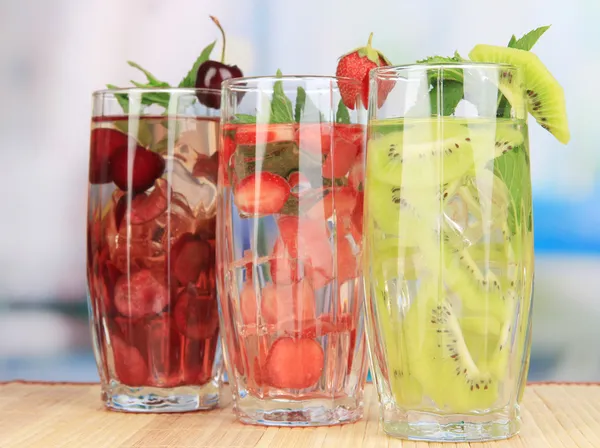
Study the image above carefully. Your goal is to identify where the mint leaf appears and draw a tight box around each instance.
[127,61,170,87]
[294,87,306,123]
[129,81,171,108]
[270,69,294,123]
[509,25,551,51]
[430,80,463,116]
[295,87,324,123]
[508,35,518,47]
[178,41,217,87]
[106,84,129,113]
[493,146,532,234]
[232,114,257,124]
[336,99,351,124]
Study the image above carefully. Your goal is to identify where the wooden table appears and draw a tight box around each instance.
[0,382,598,447]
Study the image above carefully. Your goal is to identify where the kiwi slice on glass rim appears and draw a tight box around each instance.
[469,44,570,144]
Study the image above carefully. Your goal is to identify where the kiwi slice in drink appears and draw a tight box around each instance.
[469,44,570,144]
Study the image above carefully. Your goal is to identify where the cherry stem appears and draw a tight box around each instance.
[210,15,226,63]
[366,32,374,48]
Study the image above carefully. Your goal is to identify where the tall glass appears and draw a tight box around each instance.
[87,88,222,412]
[217,76,369,426]
[364,64,534,441]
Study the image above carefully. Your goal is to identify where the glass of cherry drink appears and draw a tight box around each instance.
[87,88,223,412]
[217,76,369,426]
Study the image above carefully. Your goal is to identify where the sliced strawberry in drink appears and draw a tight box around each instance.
[235,124,294,145]
[221,134,237,167]
[294,123,332,156]
[240,282,257,325]
[111,335,148,386]
[351,191,364,235]
[89,128,137,184]
[110,145,166,194]
[234,172,290,215]
[265,337,324,389]
[170,233,211,285]
[113,270,169,318]
[259,282,294,326]
[322,137,359,179]
[347,155,364,193]
[337,233,359,285]
[287,171,312,197]
[269,239,303,285]
[173,287,219,340]
[307,187,357,221]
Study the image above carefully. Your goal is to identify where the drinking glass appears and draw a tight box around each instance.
[217,76,369,426]
[87,88,223,412]
[363,64,534,441]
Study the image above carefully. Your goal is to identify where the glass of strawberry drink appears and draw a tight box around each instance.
[217,75,369,426]
[87,87,226,412]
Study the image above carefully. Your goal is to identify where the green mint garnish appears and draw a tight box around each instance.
[270,69,294,123]
[178,41,217,87]
[231,114,257,124]
[429,81,464,116]
[336,99,351,124]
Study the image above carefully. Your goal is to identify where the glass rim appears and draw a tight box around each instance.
[92,86,221,97]
[372,62,519,77]
[222,75,361,90]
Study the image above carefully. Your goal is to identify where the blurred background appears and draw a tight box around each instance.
[0,0,597,382]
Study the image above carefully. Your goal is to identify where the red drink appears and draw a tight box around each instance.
[87,91,223,412]
[217,76,369,426]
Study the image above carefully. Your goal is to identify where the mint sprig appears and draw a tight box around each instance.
[270,69,295,123]
[507,25,551,51]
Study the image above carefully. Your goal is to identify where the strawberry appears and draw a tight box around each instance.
[307,187,357,221]
[287,171,312,197]
[269,238,304,285]
[111,335,149,386]
[265,337,324,389]
[336,33,392,110]
[294,123,333,156]
[109,145,165,194]
[113,269,169,318]
[234,124,294,145]
[240,282,258,325]
[322,138,358,179]
[351,191,364,235]
[234,172,290,215]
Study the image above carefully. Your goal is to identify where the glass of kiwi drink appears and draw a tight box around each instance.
[361,52,569,440]
[216,75,369,426]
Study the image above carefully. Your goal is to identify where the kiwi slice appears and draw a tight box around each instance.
[469,44,570,144]
[366,120,525,189]
[402,282,507,412]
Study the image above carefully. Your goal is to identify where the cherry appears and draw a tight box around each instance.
[194,16,243,109]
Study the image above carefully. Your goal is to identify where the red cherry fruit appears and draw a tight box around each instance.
[335,33,391,110]
[89,128,137,184]
[234,172,291,216]
[114,179,169,229]
[113,269,169,318]
[195,17,244,109]
[192,153,219,184]
[265,337,324,389]
[144,316,183,388]
[109,145,165,194]
[171,233,211,285]
[111,335,148,386]
[173,286,219,340]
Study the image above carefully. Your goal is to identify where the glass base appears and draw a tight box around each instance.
[381,407,521,442]
[234,395,363,427]
[102,380,220,413]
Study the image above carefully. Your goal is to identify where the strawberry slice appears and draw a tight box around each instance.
[294,123,332,156]
[336,233,359,285]
[260,280,315,328]
[347,156,364,193]
[110,146,165,194]
[234,172,290,215]
[113,269,169,318]
[171,233,211,285]
[265,337,324,389]
[351,191,364,235]
[307,187,357,221]
[269,239,303,285]
[234,124,295,145]
[89,128,138,184]
[111,335,148,386]
[173,286,219,340]
[287,171,312,197]
[322,138,359,178]
[240,282,257,325]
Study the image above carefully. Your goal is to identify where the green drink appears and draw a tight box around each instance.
[363,28,568,442]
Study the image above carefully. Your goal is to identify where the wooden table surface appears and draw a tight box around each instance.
[0,382,598,447]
